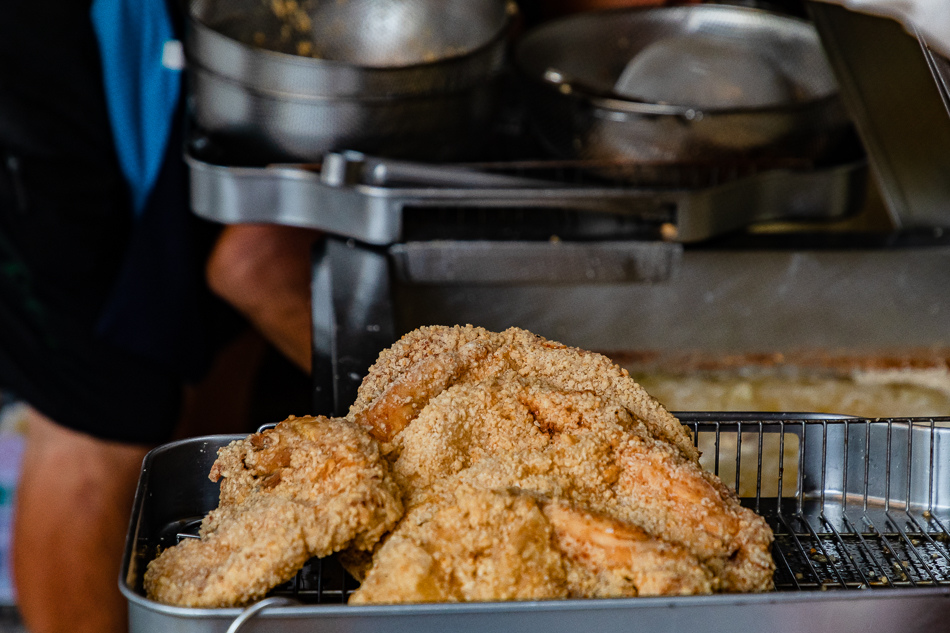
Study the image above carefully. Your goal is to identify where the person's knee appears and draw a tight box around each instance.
[14,407,144,633]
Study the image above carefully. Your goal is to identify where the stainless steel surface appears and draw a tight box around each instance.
[184,0,512,163]
[186,153,402,244]
[126,593,950,633]
[225,597,298,633]
[122,416,950,632]
[186,152,866,245]
[515,5,852,166]
[188,0,512,70]
[183,16,509,101]
[613,34,800,109]
[321,151,560,189]
[394,245,950,356]
[388,240,681,284]
[188,67,500,163]
[808,2,950,229]
[919,37,950,118]
[804,420,950,511]
[311,239,395,416]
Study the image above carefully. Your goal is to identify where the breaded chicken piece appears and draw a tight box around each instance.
[389,372,634,510]
[349,325,698,462]
[543,502,714,597]
[347,354,773,602]
[146,326,772,608]
[144,416,403,607]
[443,435,774,595]
[143,496,314,608]
[612,434,774,592]
[350,486,568,604]
[350,484,714,604]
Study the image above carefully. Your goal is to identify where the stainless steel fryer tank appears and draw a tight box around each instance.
[122,415,950,633]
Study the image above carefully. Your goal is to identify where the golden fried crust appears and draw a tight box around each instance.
[144,497,310,608]
[543,502,714,597]
[146,326,773,608]
[391,374,631,513]
[389,374,551,502]
[349,487,718,605]
[346,356,773,602]
[349,487,569,604]
[144,416,403,607]
[349,325,697,462]
[503,327,698,463]
[612,435,775,592]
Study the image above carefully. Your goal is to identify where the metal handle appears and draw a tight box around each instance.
[916,32,950,117]
[226,597,298,633]
[321,151,558,189]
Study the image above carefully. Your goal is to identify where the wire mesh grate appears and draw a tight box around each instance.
[683,416,950,592]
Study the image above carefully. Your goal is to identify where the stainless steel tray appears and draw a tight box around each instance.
[121,414,950,632]
[185,151,867,245]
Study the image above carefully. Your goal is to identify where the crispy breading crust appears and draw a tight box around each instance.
[146,326,774,608]
[144,416,403,607]
[543,502,714,597]
[348,347,774,602]
[350,486,568,604]
[349,325,698,462]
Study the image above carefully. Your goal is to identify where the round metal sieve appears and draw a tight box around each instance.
[184,0,514,163]
[515,4,852,167]
[187,0,514,98]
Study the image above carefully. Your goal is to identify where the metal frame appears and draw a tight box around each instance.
[310,238,396,416]
[186,151,867,245]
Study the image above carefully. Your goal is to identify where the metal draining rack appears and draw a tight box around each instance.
[163,415,950,604]
[683,415,950,592]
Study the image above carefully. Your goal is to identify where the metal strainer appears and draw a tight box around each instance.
[195,0,510,67]
[185,0,513,163]
[515,5,852,167]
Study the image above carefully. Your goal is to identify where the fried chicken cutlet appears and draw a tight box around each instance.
[345,326,774,602]
[144,416,402,607]
[144,325,774,608]
[349,483,715,604]
[350,485,569,604]
[349,325,698,462]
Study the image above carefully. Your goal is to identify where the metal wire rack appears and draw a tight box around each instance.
[684,415,950,592]
[165,415,950,603]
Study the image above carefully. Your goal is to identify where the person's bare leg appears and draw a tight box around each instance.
[12,407,149,633]
[206,224,322,373]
